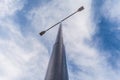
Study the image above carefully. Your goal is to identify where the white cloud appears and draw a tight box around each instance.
[0,0,24,18]
[101,0,120,40]
[0,0,49,80]
[0,19,49,80]
[101,0,120,23]
[0,53,21,80]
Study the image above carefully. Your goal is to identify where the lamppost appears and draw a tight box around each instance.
[39,6,84,36]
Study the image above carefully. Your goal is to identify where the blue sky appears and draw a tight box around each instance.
[0,0,120,80]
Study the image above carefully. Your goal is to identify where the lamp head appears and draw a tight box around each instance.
[77,6,84,12]
[39,31,46,36]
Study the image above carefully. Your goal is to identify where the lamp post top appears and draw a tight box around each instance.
[39,6,84,36]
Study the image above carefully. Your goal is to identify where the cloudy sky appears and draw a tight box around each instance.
[0,0,120,80]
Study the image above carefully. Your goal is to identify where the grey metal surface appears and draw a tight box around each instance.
[45,24,69,80]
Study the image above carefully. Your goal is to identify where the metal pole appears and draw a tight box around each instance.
[39,6,84,36]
